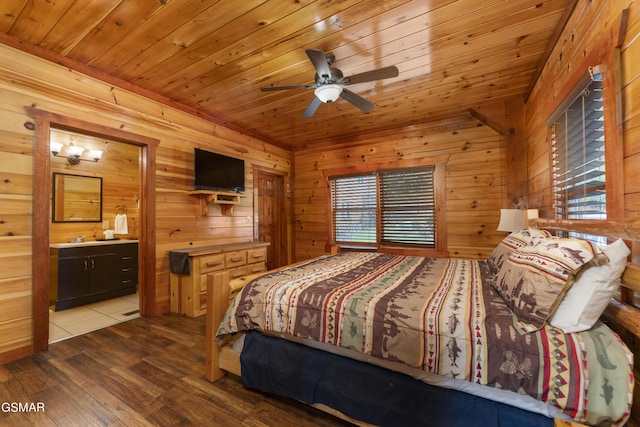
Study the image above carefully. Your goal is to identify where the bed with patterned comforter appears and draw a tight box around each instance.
[216,251,633,426]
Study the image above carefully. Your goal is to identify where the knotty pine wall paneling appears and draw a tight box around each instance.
[0,43,291,362]
[293,116,508,262]
[525,0,639,220]
[525,2,640,423]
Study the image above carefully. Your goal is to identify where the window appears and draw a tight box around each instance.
[380,168,436,246]
[551,71,605,221]
[330,166,437,249]
[549,68,606,243]
[331,174,377,244]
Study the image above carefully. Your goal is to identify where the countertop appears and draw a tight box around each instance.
[50,239,139,249]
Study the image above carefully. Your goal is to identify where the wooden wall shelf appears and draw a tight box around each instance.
[188,190,242,216]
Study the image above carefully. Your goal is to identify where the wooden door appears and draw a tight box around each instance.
[256,170,285,270]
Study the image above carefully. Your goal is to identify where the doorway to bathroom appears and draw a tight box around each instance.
[29,107,159,353]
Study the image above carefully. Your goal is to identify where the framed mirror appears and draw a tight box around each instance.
[52,173,102,222]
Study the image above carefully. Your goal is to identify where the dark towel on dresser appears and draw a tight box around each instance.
[168,250,191,275]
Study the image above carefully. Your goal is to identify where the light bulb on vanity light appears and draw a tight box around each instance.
[88,149,104,162]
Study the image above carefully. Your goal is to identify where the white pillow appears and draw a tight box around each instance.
[549,239,630,333]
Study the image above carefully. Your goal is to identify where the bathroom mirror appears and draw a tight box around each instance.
[52,173,102,222]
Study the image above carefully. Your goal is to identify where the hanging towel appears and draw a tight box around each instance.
[114,213,128,234]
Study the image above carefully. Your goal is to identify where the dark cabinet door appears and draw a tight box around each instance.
[57,256,90,300]
[87,252,118,294]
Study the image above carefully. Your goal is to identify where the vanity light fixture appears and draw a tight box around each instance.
[50,141,103,164]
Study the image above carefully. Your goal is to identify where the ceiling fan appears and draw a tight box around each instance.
[261,49,399,118]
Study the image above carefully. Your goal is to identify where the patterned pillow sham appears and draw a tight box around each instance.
[487,228,551,274]
[492,236,607,333]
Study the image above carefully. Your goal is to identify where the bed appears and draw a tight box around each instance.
[205,218,640,427]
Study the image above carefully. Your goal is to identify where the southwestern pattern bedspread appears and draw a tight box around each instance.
[216,252,633,426]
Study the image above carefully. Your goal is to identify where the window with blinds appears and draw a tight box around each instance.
[331,174,377,244]
[380,167,435,246]
[551,78,606,222]
[330,166,436,248]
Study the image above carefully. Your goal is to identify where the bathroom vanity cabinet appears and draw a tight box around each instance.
[50,240,138,311]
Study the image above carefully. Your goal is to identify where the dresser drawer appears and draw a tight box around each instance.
[225,251,247,268]
[228,265,249,280]
[198,274,208,293]
[199,253,226,273]
[247,262,267,274]
[247,248,267,264]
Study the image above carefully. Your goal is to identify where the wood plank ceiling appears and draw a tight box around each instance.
[0,0,575,150]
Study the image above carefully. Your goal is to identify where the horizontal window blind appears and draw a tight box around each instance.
[379,167,436,247]
[552,79,606,221]
[331,174,377,244]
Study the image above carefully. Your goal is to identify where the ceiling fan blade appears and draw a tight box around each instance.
[340,88,374,113]
[306,49,332,80]
[302,96,322,118]
[261,84,315,91]
[343,65,399,85]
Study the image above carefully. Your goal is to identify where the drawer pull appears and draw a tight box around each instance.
[122,256,133,260]
[251,253,264,258]
[206,261,223,267]
[230,256,244,262]
[121,279,133,284]
[122,268,133,272]
[231,271,245,278]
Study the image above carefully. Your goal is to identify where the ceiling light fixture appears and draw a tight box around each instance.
[314,84,343,103]
[50,141,103,165]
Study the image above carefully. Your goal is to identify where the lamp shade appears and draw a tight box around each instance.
[314,84,343,103]
[497,209,539,232]
[66,145,85,157]
[50,141,63,155]
[88,149,103,161]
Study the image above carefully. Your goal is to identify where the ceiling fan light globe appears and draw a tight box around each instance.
[315,84,342,103]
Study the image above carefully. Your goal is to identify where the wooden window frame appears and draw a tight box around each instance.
[323,157,448,257]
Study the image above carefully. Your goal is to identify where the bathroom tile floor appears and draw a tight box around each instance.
[49,292,140,343]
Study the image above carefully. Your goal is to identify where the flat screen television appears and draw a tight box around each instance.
[194,148,245,193]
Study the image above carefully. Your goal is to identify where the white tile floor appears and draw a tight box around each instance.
[49,292,140,343]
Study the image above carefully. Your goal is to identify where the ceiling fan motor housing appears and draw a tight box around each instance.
[315,67,343,85]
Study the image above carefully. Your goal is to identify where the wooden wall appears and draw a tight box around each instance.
[525,0,638,220]
[293,114,509,262]
[0,43,291,362]
[525,0,640,424]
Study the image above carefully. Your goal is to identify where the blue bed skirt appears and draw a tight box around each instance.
[240,331,554,427]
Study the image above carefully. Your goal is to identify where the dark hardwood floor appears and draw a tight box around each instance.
[0,314,354,426]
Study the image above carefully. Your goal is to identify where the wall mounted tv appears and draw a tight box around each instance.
[194,148,245,193]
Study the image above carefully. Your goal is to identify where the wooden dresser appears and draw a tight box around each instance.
[168,242,269,317]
